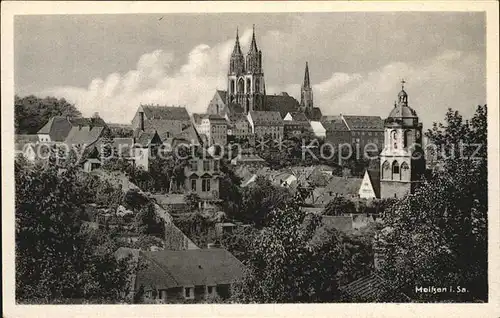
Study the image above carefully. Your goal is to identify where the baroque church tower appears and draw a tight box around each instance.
[227,26,266,113]
[379,81,425,198]
[300,62,313,112]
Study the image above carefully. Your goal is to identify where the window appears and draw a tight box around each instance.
[191,179,197,191]
[190,160,198,171]
[203,160,210,171]
[392,161,400,175]
[202,179,211,192]
[184,287,194,299]
[368,132,372,136]
[214,160,219,172]
[207,286,215,295]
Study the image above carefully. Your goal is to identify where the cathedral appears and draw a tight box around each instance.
[207,26,323,120]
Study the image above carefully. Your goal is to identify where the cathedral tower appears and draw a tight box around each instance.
[300,62,313,112]
[227,25,266,113]
[379,81,425,198]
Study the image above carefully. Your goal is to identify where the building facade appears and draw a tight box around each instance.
[227,26,266,113]
[192,114,228,146]
[131,105,191,140]
[185,153,221,201]
[247,111,284,140]
[379,82,425,198]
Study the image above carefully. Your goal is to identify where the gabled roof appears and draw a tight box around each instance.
[313,176,362,205]
[193,113,227,124]
[266,93,300,117]
[366,169,381,198]
[215,90,227,103]
[248,111,283,126]
[322,118,349,132]
[310,121,326,133]
[139,248,246,288]
[135,131,162,147]
[227,112,249,123]
[37,116,73,141]
[173,123,203,146]
[286,112,309,123]
[64,126,104,146]
[141,105,190,121]
[342,115,384,131]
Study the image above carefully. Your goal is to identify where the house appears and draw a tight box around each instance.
[283,112,310,137]
[131,105,191,140]
[313,176,363,206]
[116,247,246,303]
[225,112,251,139]
[14,134,39,161]
[206,90,245,117]
[83,158,101,172]
[247,111,284,140]
[215,222,237,239]
[309,121,326,138]
[37,116,107,143]
[192,113,227,146]
[341,115,385,152]
[133,131,163,171]
[358,169,381,199]
[165,123,204,149]
[269,171,298,188]
[64,125,105,147]
[322,116,351,146]
[184,150,221,201]
[230,152,266,168]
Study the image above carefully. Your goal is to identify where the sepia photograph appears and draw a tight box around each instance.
[2,1,499,317]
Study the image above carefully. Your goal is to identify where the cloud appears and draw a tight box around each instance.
[41,29,255,123]
[41,24,485,129]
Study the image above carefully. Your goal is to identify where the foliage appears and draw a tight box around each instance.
[220,225,260,263]
[218,159,243,217]
[173,212,217,248]
[230,195,373,303]
[380,105,487,302]
[184,192,201,212]
[134,202,165,238]
[323,196,357,216]
[15,95,82,134]
[15,160,133,302]
[238,176,293,227]
[123,189,150,212]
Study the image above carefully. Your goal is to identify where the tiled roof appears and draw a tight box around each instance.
[322,215,353,232]
[340,273,387,300]
[227,102,244,114]
[138,248,246,288]
[135,131,162,147]
[286,112,309,122]
[227,113,248,122]
[248,111,283,126]
[313,176,362,205]
[216,90,227,103]
[37,116,73,142]
[173,124,203,146]
[193,113,227,124]
[342,115,384,131]
[65,126,104,146]
[366,169,381,198]
[309,121,326,133]
[322,118,349,131]
[142,105,190,121]
[266,93,300,117]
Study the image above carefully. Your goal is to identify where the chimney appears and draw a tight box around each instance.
[139,111,145,131]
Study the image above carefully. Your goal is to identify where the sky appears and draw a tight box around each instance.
[14,12,486,126]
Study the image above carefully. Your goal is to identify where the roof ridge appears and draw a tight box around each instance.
[141,251,180,287]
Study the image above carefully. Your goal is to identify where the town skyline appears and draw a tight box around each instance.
[15,12,485,127]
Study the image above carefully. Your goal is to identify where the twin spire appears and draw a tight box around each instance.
[231,25,259,56]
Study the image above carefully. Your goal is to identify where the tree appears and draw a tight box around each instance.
[323,196,356,216]
[15,95,82,134]
[379,105,487,302]
[135,202,164,238]
[239,176,292,227]
[230,195,373,303]
[15,160,133,303]
[184,192,201,212]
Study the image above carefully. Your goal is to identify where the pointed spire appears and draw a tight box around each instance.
[232,27,242,56]
[303,62,311,88]
[249,24,258,53]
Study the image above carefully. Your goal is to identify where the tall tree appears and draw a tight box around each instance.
[15,95,82,134]
[379,105,487,302]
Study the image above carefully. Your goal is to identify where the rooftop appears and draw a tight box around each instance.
[141,105,190,121]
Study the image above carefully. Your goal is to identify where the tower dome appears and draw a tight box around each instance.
[386,80,419,127]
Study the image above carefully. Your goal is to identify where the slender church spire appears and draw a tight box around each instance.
[249,24,258,53]
[303,61,311,88]
[232,27,243,56]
